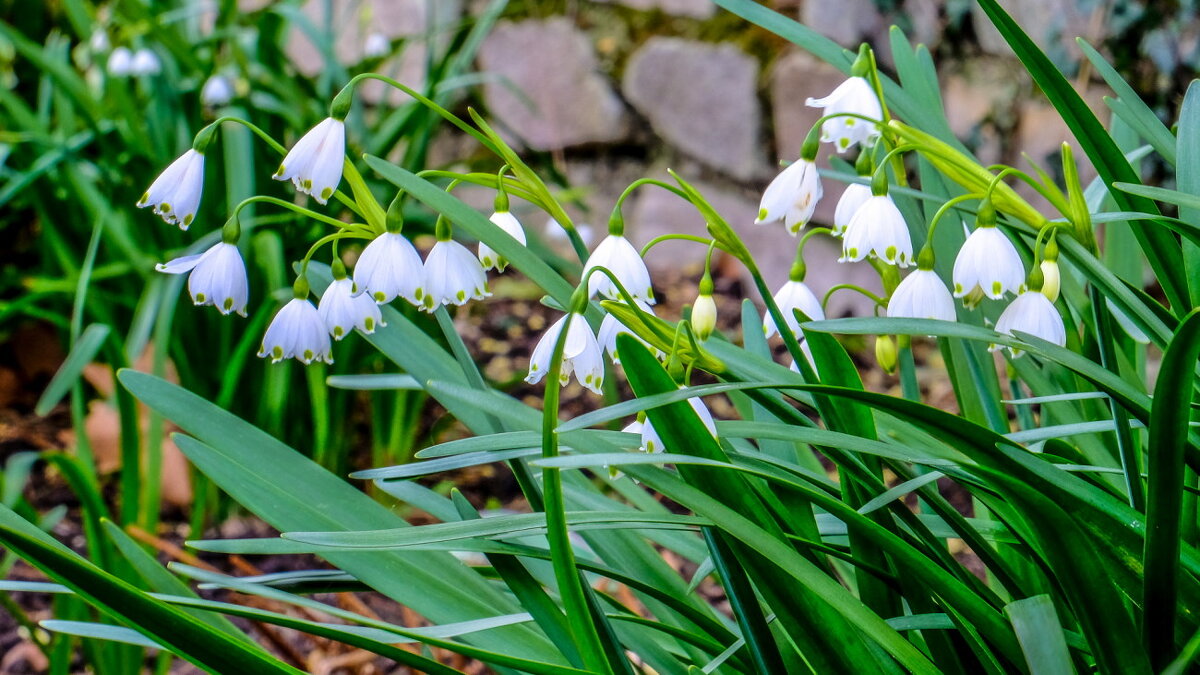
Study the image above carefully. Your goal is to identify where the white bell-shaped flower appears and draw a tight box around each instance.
[805,76,882,152]
[107,47,133,76]
[420,239,491,312]
[953,225,1025,301]
[841,195,913,267]
[639,394,717,454]
[201,75,234,107]
[526,313,604,394]
[756,159,823,234]
[832,183,872,236]
[273,117,345,205]
[991,290,1066,356]
[259,297,332,365]
[137,149,205,229]
[887,268,956,322]
[318,277,385,339]
[583,234,655,304]
[478,210,527,272]
[156,242,248,316]
[764,280,824,339]
[598,300,659,365]
[364,33,390,58]
[353,232,424,306]
[129,48,161,76]
[789,340,817,374]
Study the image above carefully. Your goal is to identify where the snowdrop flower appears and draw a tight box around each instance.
[107,47,133,76]
[789,340,816,373]
[201,75,234,107]
[527,313,604,394]
[364,33,390,58]
[259,279,332,365]
[318,264,384,339]
[156,241,248,316]
[273,117,346,205]
[833,183,872,236]
[89,30,110,54]
[756,159,823,234]
[420,238,490,312]
[129,48,161,76]
[478,210,527,272]
[841,194,913,267]
[138,149,205,229]
[639,394,717,454]
[583,234,655,304]
[764,280,824,339]
[991,290,1065,356]
[887,268,956,322]
[353,232,424,306]
[805,76,882,152]
[598,300,659,365]
[953,224,1024,303]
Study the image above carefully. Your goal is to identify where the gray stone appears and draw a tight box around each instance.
[590,0,715,19]
[801,0,883,47]
[622,38,762,180]
[477,19,629,150]
[1013,94,1105,212]
[628,174,879,317]
[903,0,944,49]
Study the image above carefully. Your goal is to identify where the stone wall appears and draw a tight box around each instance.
[286,0,1125,315]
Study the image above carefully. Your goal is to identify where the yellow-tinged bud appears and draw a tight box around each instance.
[875,335,897,374]
[692,293,717,341]
[1040,259,1060,303]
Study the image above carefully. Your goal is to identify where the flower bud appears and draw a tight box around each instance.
[1039,259,1060,303]
[875,335,897,374]
[692,293,717,341]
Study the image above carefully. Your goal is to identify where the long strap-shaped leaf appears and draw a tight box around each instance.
[974,0,1191,313]
[1144,309,1200,668]
[0,518,302,674]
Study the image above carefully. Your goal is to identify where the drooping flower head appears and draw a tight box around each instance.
[156,235,248,317]
[354,233,424,306]
[887,248,955,323]
[638,392,717,454]
[952,202,1024,305]
[107,47,133,76]
[318,260,385,340]
[840,192,913,267]
[764,280,824,340]
[479,210,527,272]
[420,235,491,313]
[259,277,333,365]
[138,149,205,229]
[273,117,345,205]
[583,234,655,304]
[526,312,604,394]
[363,33,390,59]
[598,300,659,365]
[756,159,823,234]
[991,290,1065,357]
[201,75,234,107]
[129,48,161,76]
[805,76,882,152]
[833,183,872,236]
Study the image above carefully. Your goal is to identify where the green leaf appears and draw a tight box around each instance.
[1180,82,1200,306]
[1144,309,1200,668]
[1077,39,1177,166]
[1004,595,1075,675]
[40,620,164,650]
[35,323,110,416]
[325,374,422,390]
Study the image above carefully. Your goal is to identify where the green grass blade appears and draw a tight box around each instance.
[1077,39,1177,166]
[1005,595,1075,675]
[34,323,110,416]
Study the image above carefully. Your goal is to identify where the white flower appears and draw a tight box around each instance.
[546,217,595,247]
[526,313,604,394]
[805,76,882,152]
[137,149,205,229]
[755,159,823,234]
[833,183,872,236]
[598,301,659,365]
[952,226,1025,300]
[841,195,913,267]
[991,290,1066,356]
[478,211,527,272]
[639,394,717,453]
[420,239,491,312]
[887,269,956,322]
[129,48,161,76]
[89,30,110,54]
[364,33,390,58]
[583,234,655,304]
[1040,259,1060,303]
[789,340,816,373]
[764,280,824,339]
[259,298,333,365]
[107,47,133,76]
[156,242,248,316]
[353,232,424,306]
[273,117,345,205]
[201,75,234,107]
[318,277,385,339]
